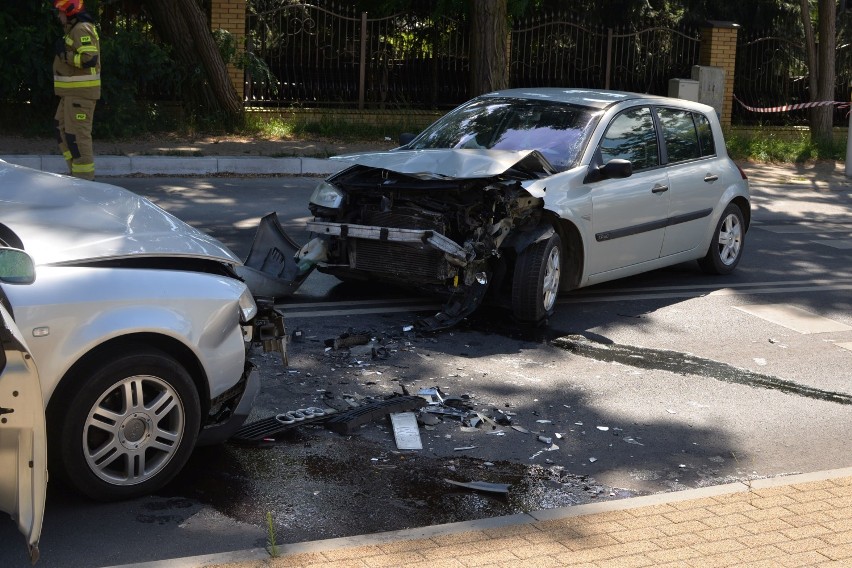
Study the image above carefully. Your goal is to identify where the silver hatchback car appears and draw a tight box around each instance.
[305,89,750,329]
[0,160,285,505]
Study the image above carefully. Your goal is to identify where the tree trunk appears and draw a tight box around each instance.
[146,0,242,118]
[801,0,836,144]
[812,0,836,144]
[469,0,509,97]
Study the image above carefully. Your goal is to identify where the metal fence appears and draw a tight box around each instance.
[245,4,701,109]
[733,30,852,126]
[510,13,700,96]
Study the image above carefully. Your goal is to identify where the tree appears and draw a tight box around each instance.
[145,0,242,119]
[800,0,836,144]
[469,0,509,96]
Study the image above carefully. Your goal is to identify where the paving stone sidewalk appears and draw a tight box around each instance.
[118,468,852,568]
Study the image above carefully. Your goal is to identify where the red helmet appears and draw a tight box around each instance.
[53,0,84,17]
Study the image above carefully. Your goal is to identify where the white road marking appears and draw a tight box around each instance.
[277,279,852,318]
[733,304,852,334]
[814,239,852,249]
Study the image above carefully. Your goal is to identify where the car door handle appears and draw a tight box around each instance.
[704,174,719,182]
[651,184,669,193]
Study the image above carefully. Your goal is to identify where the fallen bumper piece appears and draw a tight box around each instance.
[324,395,427,435]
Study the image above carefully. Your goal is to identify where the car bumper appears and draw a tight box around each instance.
[196,362,260,446]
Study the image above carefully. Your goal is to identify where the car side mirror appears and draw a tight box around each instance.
[398,133,416,146]
[583,159,633,183]
[0,248,35,285]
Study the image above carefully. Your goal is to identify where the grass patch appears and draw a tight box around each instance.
[726,129,847,163]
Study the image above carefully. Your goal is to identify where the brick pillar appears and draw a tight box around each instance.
[210,0,246,99]
[699,21,739,127]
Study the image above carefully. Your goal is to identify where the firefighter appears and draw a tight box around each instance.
[53,0,100,180]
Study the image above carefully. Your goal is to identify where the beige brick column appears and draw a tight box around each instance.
[210,0,246,99]
[699,21,739,127]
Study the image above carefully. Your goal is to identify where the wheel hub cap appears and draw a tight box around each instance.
[120,413,151,448]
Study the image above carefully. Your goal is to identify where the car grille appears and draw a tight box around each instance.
[352,240,446,280]
[362,207,446,232]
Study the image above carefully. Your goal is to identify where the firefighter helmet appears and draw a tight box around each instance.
[54,0,84,17]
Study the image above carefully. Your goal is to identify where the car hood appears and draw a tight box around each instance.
[331,148,555,180]
[0,160,242,266]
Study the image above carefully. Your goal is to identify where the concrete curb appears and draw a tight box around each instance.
[0,155,344,177]
[105,466,852,568]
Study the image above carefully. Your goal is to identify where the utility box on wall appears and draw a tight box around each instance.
[668,78,699,101]
[691,65,725,117]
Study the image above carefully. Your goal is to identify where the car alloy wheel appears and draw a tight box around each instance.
[51,347,200,501]
[512,232,562,323]
[83,374,185,486]
[699,203,745,275]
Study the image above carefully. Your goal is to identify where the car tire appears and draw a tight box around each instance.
[511,232,562,323]
[51,347,201,501]
[698,204,745,275]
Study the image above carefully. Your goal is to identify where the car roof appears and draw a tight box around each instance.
[480,88,701,111]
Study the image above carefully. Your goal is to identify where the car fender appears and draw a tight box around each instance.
[4,267,248,405]
[696,180,751,253]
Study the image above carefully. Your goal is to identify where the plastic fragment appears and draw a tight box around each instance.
[511,425,531,434]
[444,479,510,493]
[453,446,477,451]
[589,457,598,463]
[596,426,609,431]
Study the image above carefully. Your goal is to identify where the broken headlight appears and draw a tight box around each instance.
[310,181,345,209]
[238,286,258,323]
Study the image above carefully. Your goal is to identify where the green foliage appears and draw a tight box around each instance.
[0,5,58,112]
[265,511,279,557]
[213,29,279,96]
[726,128,847,162]
[96,29,183,137]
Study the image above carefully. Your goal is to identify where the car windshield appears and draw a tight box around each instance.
[408,97,601,171]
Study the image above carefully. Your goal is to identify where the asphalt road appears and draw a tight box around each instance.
[2,173,851,567]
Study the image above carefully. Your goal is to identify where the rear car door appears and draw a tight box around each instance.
[0,254,47,564]
[588,105,670,275]
[656,107,722,257]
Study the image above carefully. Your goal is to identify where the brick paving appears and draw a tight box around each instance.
[184,468,852,568]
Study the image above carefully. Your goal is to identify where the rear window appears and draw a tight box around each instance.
[657,108,716,163]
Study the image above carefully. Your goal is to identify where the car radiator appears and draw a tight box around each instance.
[352,206,454,280]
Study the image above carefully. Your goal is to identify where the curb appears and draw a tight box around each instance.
[0,155,343,177]
[104,466,852,568]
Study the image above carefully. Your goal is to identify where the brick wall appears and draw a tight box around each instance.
[699,21,739,127]
[210,0,246,98]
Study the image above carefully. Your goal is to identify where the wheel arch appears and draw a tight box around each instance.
[730,196,751,232]
[550,214,584,291]
[46,333,210,428]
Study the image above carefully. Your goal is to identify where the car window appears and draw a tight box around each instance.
[657,107,701,164]
[409,98,600,171]
[695,113,716,157]
[598,107,659,171]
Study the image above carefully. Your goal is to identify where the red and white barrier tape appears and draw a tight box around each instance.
[734,95,850,113]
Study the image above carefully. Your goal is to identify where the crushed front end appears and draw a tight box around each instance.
[306,151,552,329]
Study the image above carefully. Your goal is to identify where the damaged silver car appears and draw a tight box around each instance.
[0,160,286,502]
[301,88,750,329]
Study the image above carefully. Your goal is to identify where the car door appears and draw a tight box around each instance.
[0,250,46,565]
[587,106,670,275]
[656,108,721,257]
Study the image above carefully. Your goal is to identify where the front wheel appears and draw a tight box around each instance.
[511,232,562,323]
[50,347,201,501]
[698,204,745,275]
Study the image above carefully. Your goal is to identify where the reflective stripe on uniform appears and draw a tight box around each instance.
[71,162,95,174]
[62,150,72,160]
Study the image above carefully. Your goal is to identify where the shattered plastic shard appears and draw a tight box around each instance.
[444,479,510,493]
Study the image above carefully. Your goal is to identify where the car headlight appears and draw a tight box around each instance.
[310,181,345,209]
[238,287,258,323]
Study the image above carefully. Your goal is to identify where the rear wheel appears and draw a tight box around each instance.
[50,348,200,501]
[511,233,562,323]
[698,204,745,275]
